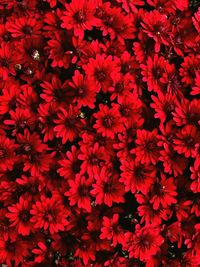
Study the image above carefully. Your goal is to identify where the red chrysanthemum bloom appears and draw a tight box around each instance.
[61,0,100,40]
[100,214,124,247]
[38,102,58,142]
[126,225,164,261]
[136,193,169,226]
[65,174,92,212]
[30,195,69,234]
[179,55,200,86]
[0,238,28,267]
[173,125,200,158]
[7,17,42,38]
[97,2,135,41]
[48,31,76,69]
[150,173,177,209]
[0,43,18,80]
[4,108,35,136]
[151,92,178,124]
[0,84,20,115]
[0,135,17,171]
[40,75,73,105]
[141,10,171,52]
[58,145,82,180]
[172,98,200,127]
[78,142,109,177]
[120,158,156,194]
[141,54,166,92]
[69,70,96,109]
[91,166,125,207]
[54,105,86,144]
[131,129,160,165]
[93,104,125,139]
[6,196,32,236]
[83,54,120,93]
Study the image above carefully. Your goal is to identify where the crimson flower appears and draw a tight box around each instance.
[30,195,69,234]
[93,104,125,139]
[61,0,100,40]
[65,174,92,212]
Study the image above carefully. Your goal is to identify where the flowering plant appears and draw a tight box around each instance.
[0,0,200,266]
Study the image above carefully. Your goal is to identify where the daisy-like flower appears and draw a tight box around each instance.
[58,145,82,180]
[141,54,167,92]
[141,10,171,52]
[126,225,164,261]
[93,104,125,139]
[48,31,76,69]
[173,125,200,158]
[132,129,160,165]
[0,238,28,267]
[78,142,108,177]
[97,2,135,41]
[30,195,69,234]
[69,70,96,109]
[0,135,17,171]
[0,84,20,115]
[6,196,32,236]
[116,0,145,13]
[40,75,73,105]
[38,102,58,142]
[54,105,86,144]
[83,54,120,93]
[100,214,124,247]
[120,158,156,194]
[4,108,34,136]
[136,193,169,226]
[61,0,100,40]
[91,166,125,207]
[65,174,92,212]
[150,173,177,209]
[0,43,18,80]
[151,92,178,123]
[7,17,42,38]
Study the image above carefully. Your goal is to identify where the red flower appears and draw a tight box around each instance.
[126,225,164,261]
[116,0,145,13]
[48,31,76,69]
[58,145,82,180]
[0,238,28,267]
[7,17,42,38]
[83,54,120,93]
[150,173,177,209]
[91,166,125,207]
[132,129,160,165]
[100,214,124,246]
[61,0,100,39]
[78,142,108,177]
[54,105,85,143]
[0,135,17,171]
[173,125,200,158]
[30,195,69,234]
[0,43,18,80]
[93,104,125,139]
[141,54,166,92]
[65,174,92,212]
[191,72,200,96]
[120,158,156,194]
[6,196,32,236]
[141,10,171,52]
[69,70,96,109]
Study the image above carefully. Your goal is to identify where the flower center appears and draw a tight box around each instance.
[19,210,31,222]
[6,241,16,253]
[22,25,33,35]
[78,185,88,197]
[74,10,85,23]
[103,115,114,128]
[103,182,113,193]
[95,70,106,82]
